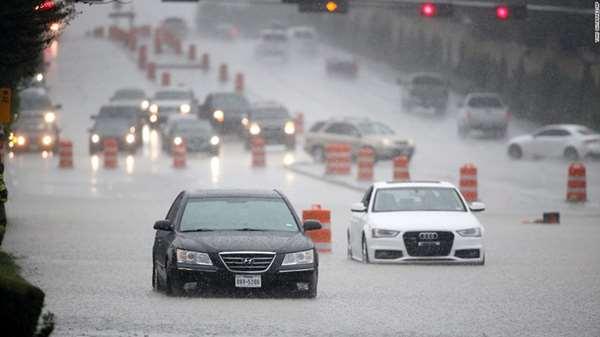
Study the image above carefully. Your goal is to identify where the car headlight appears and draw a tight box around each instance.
[125,133,136,144]
[210,135,220,146]
[44,112,56,123]
[282,249,314,266]
[41,135,53,146]
[456,228,482,238]
[91,134,100,143]
[284,121,295,135]
[176,249,213,266]
[180,103,191,114]
[16,135,26,146]
[213,110,224,123]
[35,73,44,82]
[140,100,150,111]
[149,104,159,114]
[382,138,392,146]
[249,123,261,135]
[371,228,400,238]
[241,117,249,127]
[173,136,183,146]
[149,114,158,123]
[129,126,136,133]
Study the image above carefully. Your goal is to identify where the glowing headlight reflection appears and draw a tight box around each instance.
[16,135,26,146]
[149,114,158,123]
[125,133,136,144]
[126,155,135,175]
[91,155,100,172]
[149,104,159,114]
[241,117,249,127]
[41,135,53,146]
[35,73,44,82]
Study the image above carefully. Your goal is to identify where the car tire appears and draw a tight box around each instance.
[303,271,318,299]
[564,147,579,161]
[152,261,165,292]
[311,146,326,163]
[476,254,486,266]
[166,269,185,297]
[347,230,352,260]
[508,144,523,159]
[361,235,370,264]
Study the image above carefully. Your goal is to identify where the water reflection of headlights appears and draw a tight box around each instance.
[210,135,220,146]
[125,133,136,144]
[249,123,261,135]
[91,134,100,143]
[44,112,56,123]
[180,104,191,114]
[284,121,295,135]
[213,110,224,123]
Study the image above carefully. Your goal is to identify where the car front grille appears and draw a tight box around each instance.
[403,231,454,257]
[218,252,276,273]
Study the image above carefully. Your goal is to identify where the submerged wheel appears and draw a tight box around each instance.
[361,236,370,264]
[347,230,353,260]
[508,144,523,159]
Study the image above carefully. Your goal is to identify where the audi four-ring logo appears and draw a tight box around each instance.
[419,232,438,240]
[242,258,254,265]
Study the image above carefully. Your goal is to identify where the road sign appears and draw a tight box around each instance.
[0,88,11,124]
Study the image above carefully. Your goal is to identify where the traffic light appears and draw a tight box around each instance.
[495,4,527,20]
[419,2,454,18]
[298,0,349,14]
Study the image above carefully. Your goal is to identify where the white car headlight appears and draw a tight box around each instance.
[173,136,183,146]
[180,103,191,114]
[176,249,213,266]
[282,249,314,266]
[249,123,261,135]
[371,228,400,238]
[241,117,249,127]
[16,135,26,146]
[210,135,220,146]
[44,111,56,123]
[149,114,158,123]
[91,134,100,143]
[125,133,136,144]
[284,121,295,135]
[149,104,159,114]
[35,73,44,82]
[213,110,224,123]
[140,100,150,111]
[41,135,53,146]
[456,228,482,237]
[129,126,136,133]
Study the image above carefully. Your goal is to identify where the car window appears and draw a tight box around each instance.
[324,123,359,136]
[251,108,289,119]
[19,93,53,110]
[535,129,570,137]
[179,197,298,232]
[576,127,598,135]
[309,121,326,132]
[155,91,191,100]
[357,122,394,135]
[112,89,145,100]
[467,96,504,108]
[372,187,467,212]
[166,192,184,222]
[412,76,444,86]
[361,185,374,207]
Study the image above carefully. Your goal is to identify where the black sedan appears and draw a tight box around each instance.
[152,189,322,297]
[244,101,296,150]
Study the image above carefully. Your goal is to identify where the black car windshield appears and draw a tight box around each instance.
[14,119,50,132]
[413,76,444,87]
[98,106,139,119]
[112,89,145,100]
[155,91,190,100]
[94,118,135,133]
[468,96,504,108]
[212,94,248,110]
[180,197,298,232]
[357,122,394,135]
[20,92,53,110]
[174,121,211,134]
[373,187,466,212]
[251,108,289,120]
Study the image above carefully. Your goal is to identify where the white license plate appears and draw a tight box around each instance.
[235,274,261,288]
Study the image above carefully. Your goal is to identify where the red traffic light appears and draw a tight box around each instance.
[35,0,56,11]
[420,3,437,17]
[496,5,510,20]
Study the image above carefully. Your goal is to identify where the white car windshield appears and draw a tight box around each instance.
[373,187,467,212]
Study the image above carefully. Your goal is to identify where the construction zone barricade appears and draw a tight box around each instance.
[251,137,266,167]
[235,73,244,93]
[459,163,478,202]
[302,204,331,253]
[103,138,118,169]
[325,143,351,175]
[58,139,73,169]
[393,155,410,181]
[219,63,229,83]
[147,62,156,81]
[294,112,304,135]
[566,162,586,202]
[172,140,187,169]
[161,72,171,87]
[138,45,148,70]
[357,147,375,181]
[188,44,197,61]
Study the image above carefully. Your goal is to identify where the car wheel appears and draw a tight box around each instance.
[347,230,352,260]
[508,144,523,159]
[165,269,184,296]
[361,235,370,264]
[564,147,579,161]
[152,261,165,292]
[476,254,486,266]
[303,270,318,298]
[312,146,326,163]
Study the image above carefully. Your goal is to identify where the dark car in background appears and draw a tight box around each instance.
[200,92,251,133]
[9,117,59,152]
[152,189,322,297]
[110,88,150,113]
[398,73,449,115]
[18,87,61,125]
[245,101,296,150]
[149,89,199,128]
[162,115,221,155]
[325,55,358,78]
[88,106,141,154]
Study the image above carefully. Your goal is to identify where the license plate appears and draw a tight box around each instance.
[235,274,261,288]
[418,241,441,247]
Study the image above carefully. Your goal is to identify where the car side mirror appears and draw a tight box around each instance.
[469,202,486,212]
[153,220,173,231]
[303,220,322,231]
[351,202,367,212]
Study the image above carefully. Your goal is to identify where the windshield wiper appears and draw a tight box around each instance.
[234,228,269,232]
[181,228,215,232]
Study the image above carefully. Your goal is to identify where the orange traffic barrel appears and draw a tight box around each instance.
[58,139,73,169]
[219,63,229,83]
[294,112,304,134]
[201,53,210,71]
[326,143,351,175]
[566,162,587,202]
[153,32,162,54]
[147,62,156,81]
[93,26,105,38]
[161,72,171,87]
[103,138,118,169]
[172,141,187,169]
[357,147,375,181]
[128,32,137,51]
[234,73,244,93]
[138,45,148,70]
[188,44,197,61]
[302,204,331,253]
[393,155,410,181]
[174,38,182,55]
[251,137,266,167]
[459,163,478,202]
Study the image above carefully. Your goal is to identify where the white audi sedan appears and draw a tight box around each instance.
[507,124,600,160]
[347,181,485,265]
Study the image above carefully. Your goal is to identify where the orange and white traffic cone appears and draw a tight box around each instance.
[188,44,197,61]
[58,139,73,169]
[393,155,410,181]
[172,141,187,169]
[103,138,118,169]
[326,144,351,175]
[147,62,156,81]
[459,163,478,202]
[201,53,210,72]
[251,137,266,167]
[566,162,587,202]
[357,147,375,181]
[294,112,304,135]
[161,72,171,87]
[302,204,332,253]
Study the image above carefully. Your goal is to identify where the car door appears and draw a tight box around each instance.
[532,128,570,157]
[350,185,373,252]
[154,192,183,273]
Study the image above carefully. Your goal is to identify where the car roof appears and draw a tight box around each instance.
[185,189,281,199]
[373,181,457,189]
[539,124,586,131]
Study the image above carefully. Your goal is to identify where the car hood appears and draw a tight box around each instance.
[175,230,313,254]
[368,211,482,231]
